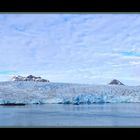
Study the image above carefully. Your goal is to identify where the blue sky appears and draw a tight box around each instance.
[0,14,140,85]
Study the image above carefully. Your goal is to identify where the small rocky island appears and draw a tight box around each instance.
[109,79,124,85]
[11,75,50,82]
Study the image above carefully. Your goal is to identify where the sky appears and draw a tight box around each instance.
[0,14,140,85]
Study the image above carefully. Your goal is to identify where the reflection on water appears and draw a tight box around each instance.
[0,103,140,127]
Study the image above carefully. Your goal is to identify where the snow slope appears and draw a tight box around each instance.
[0,81,140,105]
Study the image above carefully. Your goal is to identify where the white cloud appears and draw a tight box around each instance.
[0,14,140,85]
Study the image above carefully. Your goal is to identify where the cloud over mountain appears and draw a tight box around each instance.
[0,14,140,85]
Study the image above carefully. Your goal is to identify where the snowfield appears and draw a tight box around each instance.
[0,81,140,105]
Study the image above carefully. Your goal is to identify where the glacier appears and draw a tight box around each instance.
[0,81,140,105]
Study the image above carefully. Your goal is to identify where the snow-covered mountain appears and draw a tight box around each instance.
[0,81,140,105]
[11,75,50,82]
[109,79,124,85]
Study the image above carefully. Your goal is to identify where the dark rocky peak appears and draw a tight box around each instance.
[11,75,50,82]
[109,79,124,85]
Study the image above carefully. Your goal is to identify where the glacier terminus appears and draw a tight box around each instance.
[0,78,140,105]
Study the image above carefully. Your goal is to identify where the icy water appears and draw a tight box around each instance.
[0,103,140,127]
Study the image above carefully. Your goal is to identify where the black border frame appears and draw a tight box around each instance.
[0,0,140,12]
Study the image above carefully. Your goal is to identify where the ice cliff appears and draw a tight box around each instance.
[0,81,140,105]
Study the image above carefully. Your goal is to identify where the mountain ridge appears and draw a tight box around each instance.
[11,75,50,82]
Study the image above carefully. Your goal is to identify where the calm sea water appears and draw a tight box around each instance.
[0,103,140,127]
